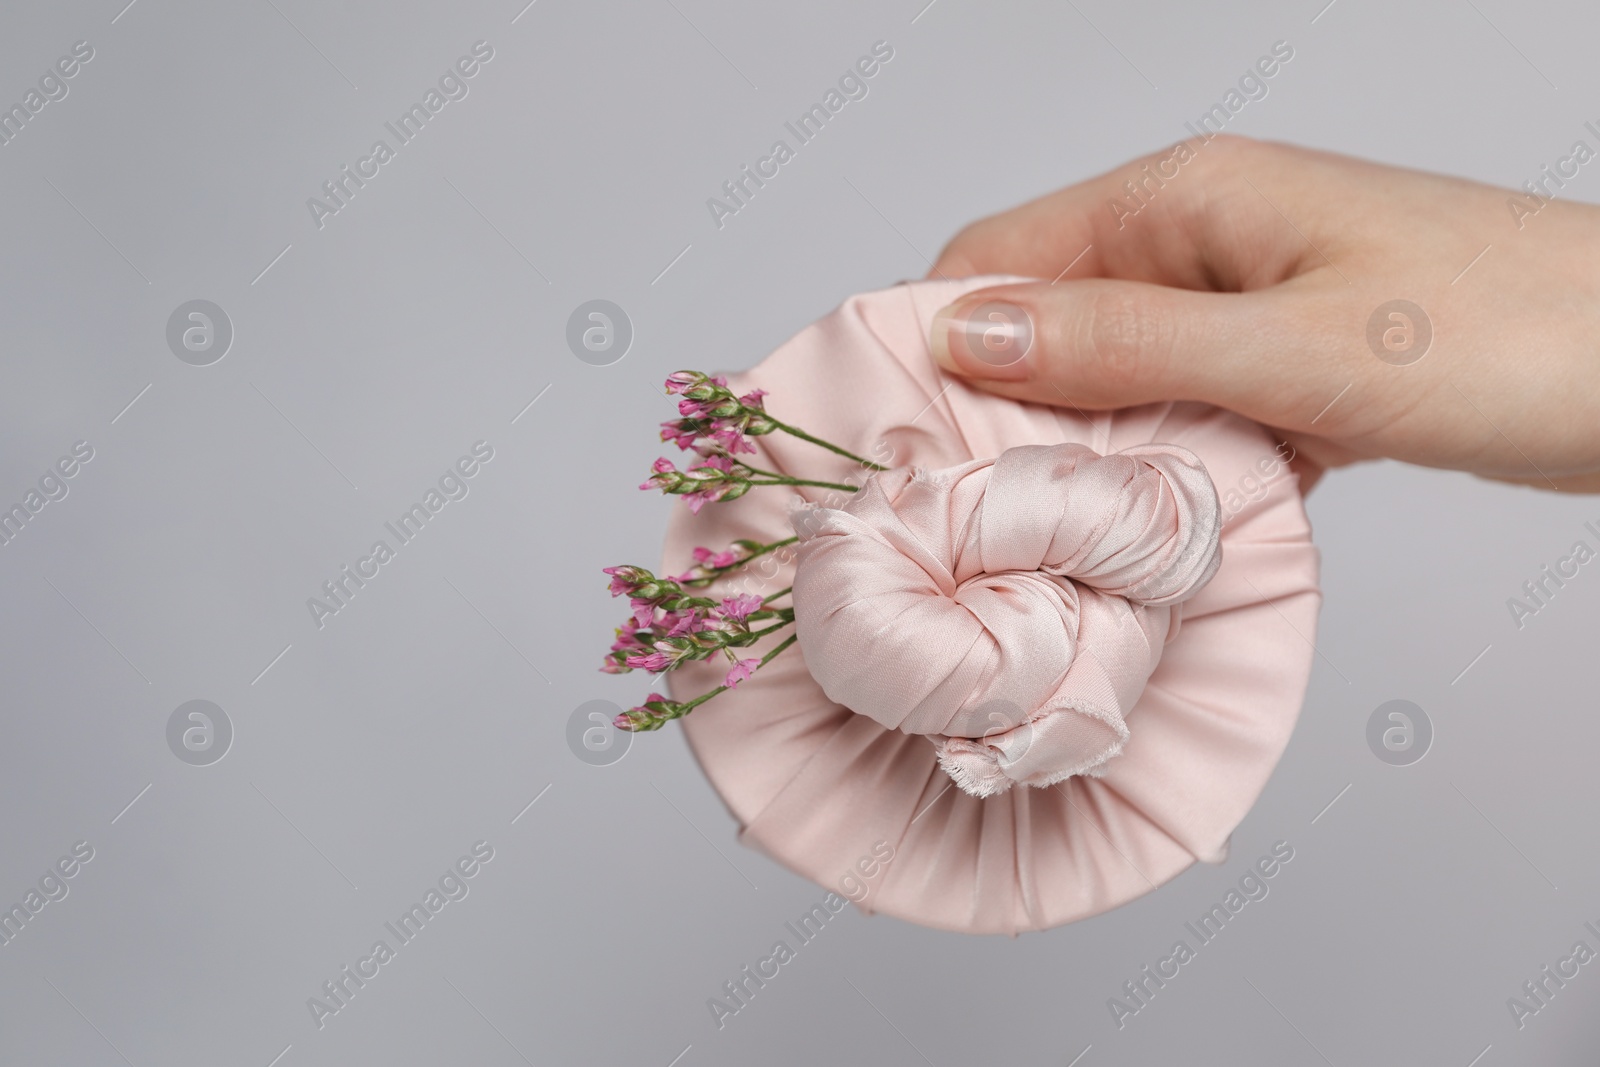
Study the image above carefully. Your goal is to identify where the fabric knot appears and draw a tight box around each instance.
[791,443,1222,796]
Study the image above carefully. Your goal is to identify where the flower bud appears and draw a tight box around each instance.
[602,565,654,597]
[615,693,681,731]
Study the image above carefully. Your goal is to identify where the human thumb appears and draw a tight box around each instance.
[929,279,1288,412]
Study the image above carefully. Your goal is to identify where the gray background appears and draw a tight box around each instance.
[1,0,1597,1064]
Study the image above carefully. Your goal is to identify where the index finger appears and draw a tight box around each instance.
[929,134,1302,293]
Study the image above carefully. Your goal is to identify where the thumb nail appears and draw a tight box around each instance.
[930,299,1035,381]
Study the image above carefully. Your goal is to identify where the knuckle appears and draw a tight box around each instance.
[937,220,994,265]
[1183,132,1259,183]
[1074,289,1174,393]
[1202,131,1255,154]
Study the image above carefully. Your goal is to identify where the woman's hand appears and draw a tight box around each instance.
[927,134,1600,491]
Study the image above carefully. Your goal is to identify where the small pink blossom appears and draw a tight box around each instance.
[738,388,768,409]
[693,546,739,569]
[640,457,682,492]
[724,658,760,689]
[630,599,657,628]
[625,651,671,672]
[682,478,749,513]
[710,423,756,455]
[660,420,700,450]
[615,692,675,731]
[719,593,764,621]
[666,611,703,637]
[610,629,647,652]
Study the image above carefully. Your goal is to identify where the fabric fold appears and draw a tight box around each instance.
[791,442,1222,797]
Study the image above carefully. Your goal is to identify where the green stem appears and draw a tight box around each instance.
[743,617,793,639]
[762,585,792,604]
[746,477,860,493]
[666,634,798,721]
[680,538,798,588]
[732,460,786,480]
[767,418,889,472]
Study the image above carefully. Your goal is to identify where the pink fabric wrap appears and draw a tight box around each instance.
[663,277,1320,934]
[791,444,1222,797]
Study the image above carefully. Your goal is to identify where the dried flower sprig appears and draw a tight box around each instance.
[671,537,799,587]
[614,634,799,732]
[603,370,882,732]
[600,566,794,677]
[640,454,858,513]
[657,371,889,473]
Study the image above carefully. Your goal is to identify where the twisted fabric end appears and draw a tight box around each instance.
[792,441,1222,797]
[932,693,1133,798]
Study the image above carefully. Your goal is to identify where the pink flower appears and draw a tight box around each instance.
[739,388,768,409]
[646,452,747,509]
[664,372,701,395]
[630,599,657,628]
[610,629,647,652]
[684,480,749,513]
[666,611,703,637]
[625,651,671,672]
[693,546,739,569]
[719,594,764,621]
[678,397,714,419]
[724,658,760,688]
[640,457,683,492]
[660,420,700,450]
[602,566,635,596]
[615,692,676,731]
[710,423,756,455]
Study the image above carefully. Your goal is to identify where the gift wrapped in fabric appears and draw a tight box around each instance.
[662,277,1320,935]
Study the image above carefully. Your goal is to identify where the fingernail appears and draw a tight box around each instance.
[930,299,1034,381]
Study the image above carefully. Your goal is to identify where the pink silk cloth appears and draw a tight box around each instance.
[664,277,1320,934]
[794,444,1225,798]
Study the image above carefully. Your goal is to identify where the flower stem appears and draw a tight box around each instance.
[667,634,798,721]
[746,477,860,493]
[762,585,792,604]
[743,618,793,639]
[767,417,889,472]
[733,461,789,480]
[680,537,799,588]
